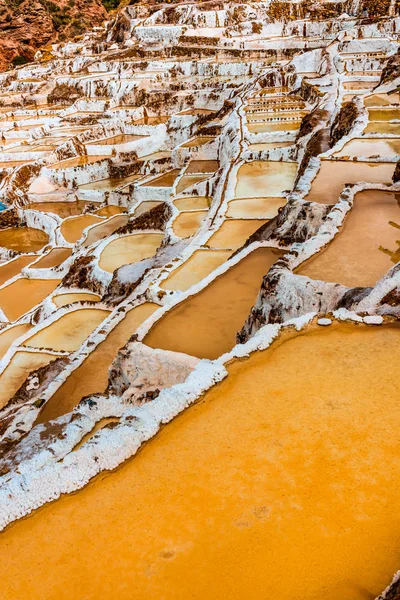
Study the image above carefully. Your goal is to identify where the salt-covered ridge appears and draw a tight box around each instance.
[0,3,399,598]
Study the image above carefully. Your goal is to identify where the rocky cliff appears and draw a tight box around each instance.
[0,0,108,70]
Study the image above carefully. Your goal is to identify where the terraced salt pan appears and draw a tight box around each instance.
[0,256,36,286]
[133,201,163,217]
[174,197,210,211]
[53,292,101,307]
[83,215,128,247]
[0,323,31,360]
[60,214,102,244]
[368,108,400,121]
[247,122,300,133]
[248,142,293,151]
[35,303,158,424]
[227,197,286,218]
[186,160,218,174]
[0,227,48,252]
[172,211,207,238]
[79,175,141,191]
[95,206,125,217]
[32,248,72,269]
[99,233,164,273]
[8,323,400,600]
[23,308,110,352]
[0,278,61,321]
[181,136,214,148]
[365,93,400,107]
[235,161,297,198]
[306,161,395,204]
[28,201,89,218]
[175,175,209,194]
[207,219,267,250]
[145,247,283,359]
[0,350,56,409]
[142,170,180,188]
[162,250,231,291]
[334,138,400,158]
[364,122,400,134]
[297,190,400,287]
[48,156,109,170]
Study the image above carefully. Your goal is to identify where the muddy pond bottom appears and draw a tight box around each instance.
[2,322,400,600]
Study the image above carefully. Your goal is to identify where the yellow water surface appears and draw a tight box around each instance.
[2,323,400,600]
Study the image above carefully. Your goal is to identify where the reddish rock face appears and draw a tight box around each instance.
[0,0,108,71]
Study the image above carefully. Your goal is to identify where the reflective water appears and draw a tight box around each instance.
[162,250,231,291]
[83,215,128,247]
[33,248,72,269]
[174,197,210,211]
[172,211,207,238]
[145,247,283,359]
[334,138,400,158]
[227,197,286,218]
[23,308,110,352]
[99,233,164,273]
[0,323,31,360]
[53,293,101,307]
[297,190,400,287]
[60,215,102,244]
[29,201,89,218]
[207,219,267,250]
[0,256,36,286]
[0,278,61,321]
[0,227,49,252]
[306,161,395,204]
[235,161,297,198]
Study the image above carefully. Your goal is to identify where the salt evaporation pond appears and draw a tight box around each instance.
[297,190,400,287]
[29,201,89,218]
[0,323,31,360]
[60,215,103,244]
[207,219,267,249]
[0,350,56,408]
[227,197,286,218]
[0,278,61,321]
[174,197,210,211]
[364,122,400,134]
[95,206,125,217]
[235,161,297,197]
[145,247,283,359]
[133,201,162,217]
[53,292,101,307]
[172,211,207,237]
[23,308,110,352]
[3,323,400,600]
[35,303,158,424]
[32,248,72,269]
[82,215,128,247]
[0,256,36,286]
[0,227,48,252]
[334,138,400,158]
[99,233,164,273]
[306,161,395,203]
[162,249,231,291]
